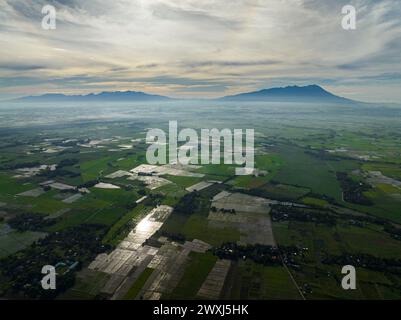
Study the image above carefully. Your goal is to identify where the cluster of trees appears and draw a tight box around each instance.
[0,161,40,170]
[322,253,401,273]
[211,242,308,269]
[38,167,80,179]
[159,231,186,243]
[173,192,202,215]
[271,205,337,226]
[210,206,236,214]
[305,149,344,161]
[211,243,283,266]
[0,224,110,299]
[78,180,98,188]
[338,212,384,226]
[7,213,57,232]
[384,223,401,240]
[60,140,79,147]
[241,184,296,202]
[242,182,338,205]
[307,192,337,205]
[144,193,163,207]
[336,172,373,205]
[124,200,138,210]
[57,158,79,168]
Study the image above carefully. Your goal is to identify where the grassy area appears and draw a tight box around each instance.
[0,227,46,258]
[274,145,343,201]
[156,183,188,198]
[163,175,203,188]
[85,206,128,226]
[302,197,329,207]
[226,260,302,299]
[197,164,236,179]
[273,219,401,260]
[80,156,115,181]
[363,189,401,223]
[162,213,240,247]
[0,173,34,196]
[337,224,401,260]
[167,252,217,299]
[229,153,283,189]
[251,183,310,200]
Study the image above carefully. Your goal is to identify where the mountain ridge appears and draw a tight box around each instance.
[14,85,357,103]
[220,85,355,103]
[16,90,171,102]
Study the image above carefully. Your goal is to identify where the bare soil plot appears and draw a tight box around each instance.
[136,196,148,204]
[105,170,132,179]
[237,212,275,246]
[197,259,231,299]
[128,175,172,190]
[208,210,276,246]
[212,191,231,201]
[17,188,45,197]
[14,164,57,178]
[209,192,276,246]
[62,193,82,203]
[142,246,190,300]
[211,192,271,213]
[366,171,401,188]
[185,181,214,192]
[88,206,173,295]
[44,208,71,220]
[111,255,154,300]
[130,164,204,178]
[49,182,75,191]
[183,239,211,253]
[94,182,120,189]
[137,239,212,300]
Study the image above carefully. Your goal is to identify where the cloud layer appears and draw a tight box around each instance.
[0,0,400,102]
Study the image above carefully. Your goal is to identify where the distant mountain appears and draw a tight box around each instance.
[16,90,171,102]
[221,85,355,103]
[15,85,357,104]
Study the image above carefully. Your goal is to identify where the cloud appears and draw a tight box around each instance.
[0,63,46,71]
[0,0,400,101]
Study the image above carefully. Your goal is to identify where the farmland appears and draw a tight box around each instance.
[0,100,401,300]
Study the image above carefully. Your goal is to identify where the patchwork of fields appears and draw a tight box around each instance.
[1,101,401,300]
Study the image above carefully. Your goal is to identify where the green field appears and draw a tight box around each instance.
[123,268,154,300]
[274,146,343,201]
[225,260,302,299]
[161,213,240,247]
[166,252,218,299]
[0,226,46,258]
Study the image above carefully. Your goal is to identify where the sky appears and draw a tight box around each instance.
[0,0,400,102]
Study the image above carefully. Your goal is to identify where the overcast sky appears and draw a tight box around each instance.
[0,0,400,102]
